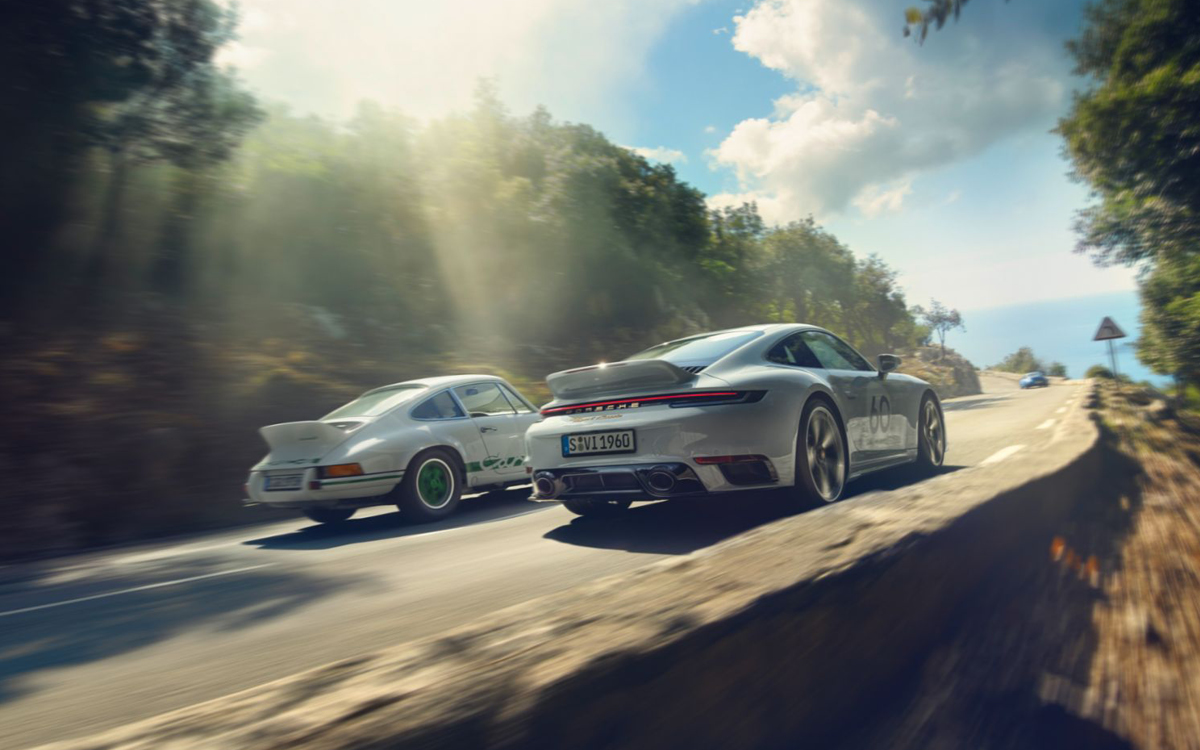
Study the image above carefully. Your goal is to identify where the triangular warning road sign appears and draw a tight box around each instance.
[1093,316,1127,341]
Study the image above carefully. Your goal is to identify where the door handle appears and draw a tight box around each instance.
[480,426,497,433]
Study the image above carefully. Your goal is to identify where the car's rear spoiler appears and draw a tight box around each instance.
[546,359,696,401]
[259,420,355,456]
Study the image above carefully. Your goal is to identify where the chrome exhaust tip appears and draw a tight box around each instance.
[533,475,558,499]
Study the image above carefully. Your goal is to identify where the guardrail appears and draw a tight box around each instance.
[41,386,1102,750]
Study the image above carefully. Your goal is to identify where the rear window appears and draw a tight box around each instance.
[626,330,762,364]
[323,386,425,419]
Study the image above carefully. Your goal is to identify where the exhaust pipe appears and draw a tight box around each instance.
[533,474,558,499]
[646,468,676,494]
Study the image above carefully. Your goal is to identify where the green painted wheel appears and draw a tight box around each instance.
[416,458,454,509]
[397,448,463,523]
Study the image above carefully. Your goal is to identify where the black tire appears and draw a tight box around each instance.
[793,397,848,505]
[562,498,632,518]
[915,394,946,474]
[397,448,464,523]
[303,507,355,524]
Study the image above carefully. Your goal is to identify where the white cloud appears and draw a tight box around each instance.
[228,0,697,122]
[709,0,1067,221]
[852,180,912,217]
[626,145,689,164]
[943,189,962,205]
[704,125,717,134]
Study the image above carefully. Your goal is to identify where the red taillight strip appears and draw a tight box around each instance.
[541,391,741,416]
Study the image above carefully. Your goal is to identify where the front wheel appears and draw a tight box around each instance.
[397,449,464,523]
[915,395,946,474]
[303,507,355,524]
[793,399,847,505]
[563,498,632,518]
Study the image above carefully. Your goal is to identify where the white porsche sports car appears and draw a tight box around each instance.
[246,375,539,524]
[526,324,946,516]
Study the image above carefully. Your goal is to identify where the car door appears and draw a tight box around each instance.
[799,331,902,465]
[494,383,540,475]
[452,382,529,479]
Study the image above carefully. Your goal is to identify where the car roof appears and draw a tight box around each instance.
[653,323,819,346]
[363,374,503,395]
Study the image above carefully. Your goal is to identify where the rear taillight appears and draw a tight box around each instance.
[319,463,364,478]
[541,390,764,416]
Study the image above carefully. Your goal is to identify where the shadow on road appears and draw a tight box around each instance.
[0,558,352,704]
[544,464,965,556]
[243,488,548,551]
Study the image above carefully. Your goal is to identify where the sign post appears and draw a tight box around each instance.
[1093,316,1127,389]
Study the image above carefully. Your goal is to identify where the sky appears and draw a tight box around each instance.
[219,0,1140,329]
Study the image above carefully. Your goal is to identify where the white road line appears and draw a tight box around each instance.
[0,564,274,619]
[981,445,1025,465]
[1036,419,1056,430]
[1056,407,1067,414]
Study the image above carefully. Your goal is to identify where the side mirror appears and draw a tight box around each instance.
[877,354,901,375]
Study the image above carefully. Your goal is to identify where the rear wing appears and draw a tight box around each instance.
[546,360,696,401]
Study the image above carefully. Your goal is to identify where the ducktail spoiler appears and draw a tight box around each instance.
[259,421,353,454]
[546,360,696,401]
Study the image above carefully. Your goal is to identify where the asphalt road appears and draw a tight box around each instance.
[0,374,1086,749]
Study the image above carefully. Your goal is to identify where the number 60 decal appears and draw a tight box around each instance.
[869,395,891,433]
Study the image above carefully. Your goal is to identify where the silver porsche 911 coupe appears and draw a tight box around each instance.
[526,324,946,516]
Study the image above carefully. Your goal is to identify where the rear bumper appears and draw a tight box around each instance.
[246,468,405,508]
[531,462,706,501]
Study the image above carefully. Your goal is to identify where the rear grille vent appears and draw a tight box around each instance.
[679,365,707,374]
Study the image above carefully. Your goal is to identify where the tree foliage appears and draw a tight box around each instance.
[911,299,964,358]
[1058,0,1200,396]
[1059,0,1200,267]
[903,0,1007,43]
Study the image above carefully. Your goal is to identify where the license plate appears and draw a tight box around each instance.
[264,473,303,491]
[562,430,636,457]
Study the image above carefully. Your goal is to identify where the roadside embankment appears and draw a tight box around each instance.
[900,346,982,399]
[41,388,1100,750]
[837,384,1200,750]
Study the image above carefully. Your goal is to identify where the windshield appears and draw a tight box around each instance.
[1027,372,1044,378]
[323,386,425,419]
[626,330,762,364]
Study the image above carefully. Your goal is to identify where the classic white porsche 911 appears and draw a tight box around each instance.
[526,324,946,516]
[246,375,540,524]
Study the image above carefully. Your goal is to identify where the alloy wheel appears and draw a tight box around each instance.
[806,406,845,502]
[922,400,945,466]
[416,458,454,509]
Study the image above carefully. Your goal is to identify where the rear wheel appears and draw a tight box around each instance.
[397,449,463,523]
[303,507,355,524]
[794,399,847,505]
[563,498,632,518]
[915,395,946,473]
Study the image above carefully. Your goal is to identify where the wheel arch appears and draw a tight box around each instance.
[799,388,851,475]
[405,444,468,475]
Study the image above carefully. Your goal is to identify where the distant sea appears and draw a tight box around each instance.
[951,290,1167,385]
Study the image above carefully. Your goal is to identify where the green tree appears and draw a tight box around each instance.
[1058,0,1200,395]
[995,346,1045,373]
[1047,362,1069,378]
[1,0,261,306]
[912,299,964,359]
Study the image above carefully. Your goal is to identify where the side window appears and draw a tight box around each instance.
[767,334,822,368]
[499,384,534,414]
[411,391,465,420]
[802,332,873,372]
[453,383,517,417]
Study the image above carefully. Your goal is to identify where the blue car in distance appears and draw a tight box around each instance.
[1019,371,1049,389]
